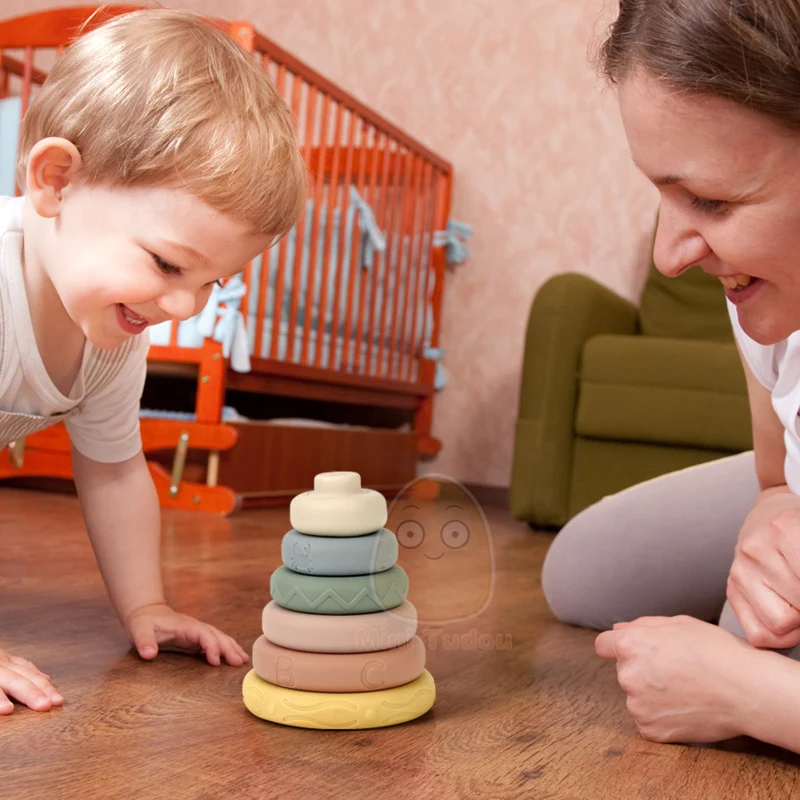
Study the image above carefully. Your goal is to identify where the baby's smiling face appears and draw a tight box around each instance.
[387,476,494,626]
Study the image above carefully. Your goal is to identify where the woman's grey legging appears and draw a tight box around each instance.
[541,450,800,661]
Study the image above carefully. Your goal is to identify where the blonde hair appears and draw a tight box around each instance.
[19,8,308,238]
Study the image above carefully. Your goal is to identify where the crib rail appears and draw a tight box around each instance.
[230,23,452,386]
[0,6,453,396]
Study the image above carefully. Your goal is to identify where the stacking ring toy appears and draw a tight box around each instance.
[289,472,387,536]
[270,565,408,614]
[252,635,426,692]
[261,600,417,653]
[282,528,398,576]
[242,668,435,729]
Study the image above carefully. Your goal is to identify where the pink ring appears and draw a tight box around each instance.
[262,600,417,653]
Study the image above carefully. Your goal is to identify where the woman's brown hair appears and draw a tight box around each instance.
[598,0,800,127]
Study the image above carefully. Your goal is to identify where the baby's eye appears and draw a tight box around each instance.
[151,253,182,276]
[690,196,727,215]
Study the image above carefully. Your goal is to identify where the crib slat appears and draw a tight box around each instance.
[373,137,397,377]
[20,46,33,116]
[396,154,423,380]
[352,127,377,375]
[359,130,385,376]
[269,65,295,360]
[286,82,317,363]
[383,148,413,377]
[328,109,357,369]
[15,47,35,196]
[404,161,434,382]
[241,260,252,323]
[315,101,343,368]
[301,92,330,365]
[254,246,270,358]
[343,119,368,372]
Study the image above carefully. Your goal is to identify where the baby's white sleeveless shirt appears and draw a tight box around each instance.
[0,195,148,462]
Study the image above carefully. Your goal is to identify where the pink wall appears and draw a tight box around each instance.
[5,1,658,488]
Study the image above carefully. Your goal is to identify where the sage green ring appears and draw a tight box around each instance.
[270,565,409,614]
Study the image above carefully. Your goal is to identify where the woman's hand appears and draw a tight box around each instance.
[0,648,63,714]
[728,492,800,649]
[124,604,250,666]
[594,616,757,743]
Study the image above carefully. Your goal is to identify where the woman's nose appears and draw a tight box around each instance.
[652,209,712,278]
[156,289,198,322]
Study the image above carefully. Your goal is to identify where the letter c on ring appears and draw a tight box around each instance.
[360,660,386,689]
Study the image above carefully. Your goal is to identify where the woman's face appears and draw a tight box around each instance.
[618,69,800,345]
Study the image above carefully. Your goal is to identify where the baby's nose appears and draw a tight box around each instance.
[157,289,197,322]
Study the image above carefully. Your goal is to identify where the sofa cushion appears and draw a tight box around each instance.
[576,335,752,451]
[639,262,733,342]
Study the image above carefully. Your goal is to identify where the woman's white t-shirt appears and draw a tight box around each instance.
[728,300,800,492]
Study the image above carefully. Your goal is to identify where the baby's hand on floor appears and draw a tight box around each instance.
[123,604,249,666]
[0,648,63,714]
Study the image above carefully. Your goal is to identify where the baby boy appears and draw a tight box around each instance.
[0,8,306,713]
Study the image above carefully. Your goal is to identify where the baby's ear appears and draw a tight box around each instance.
[25,137,82,218]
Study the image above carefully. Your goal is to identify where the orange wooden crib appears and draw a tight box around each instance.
[0,5,461,514]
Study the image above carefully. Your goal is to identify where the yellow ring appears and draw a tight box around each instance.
[242,668,435,730]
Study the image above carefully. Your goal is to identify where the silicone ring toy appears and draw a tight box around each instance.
[262,600,417,653]
[281,528,398,576]
[252,634,426,692]
[270,565,408,614]
[242,668,435,730]
[289,472,388,536]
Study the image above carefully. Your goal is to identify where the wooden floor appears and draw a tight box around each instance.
[2,488,800,800]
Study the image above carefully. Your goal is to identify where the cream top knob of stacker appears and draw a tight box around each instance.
[289,472,388,536]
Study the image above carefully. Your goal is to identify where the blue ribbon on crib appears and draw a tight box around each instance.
[433,219,472,265]
[196,275,251,373]
[350,186,386,268]
[424,346,448,391]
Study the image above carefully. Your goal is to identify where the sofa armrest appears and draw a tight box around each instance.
[510,273,639,527]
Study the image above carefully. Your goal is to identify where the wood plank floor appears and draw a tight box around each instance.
[2,487,799,800]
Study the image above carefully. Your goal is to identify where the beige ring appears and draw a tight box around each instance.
[261,600,417,653]
[252,635,426,692]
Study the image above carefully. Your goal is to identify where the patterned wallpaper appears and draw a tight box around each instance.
[4,0,659,488]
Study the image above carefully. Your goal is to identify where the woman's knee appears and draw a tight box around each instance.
[541,502,618,630]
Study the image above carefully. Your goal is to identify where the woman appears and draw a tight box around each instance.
[542,0,800,752]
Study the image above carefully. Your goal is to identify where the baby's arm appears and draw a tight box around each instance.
[71,447,248,666]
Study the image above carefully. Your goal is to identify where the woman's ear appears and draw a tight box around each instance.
[25,137,82,218]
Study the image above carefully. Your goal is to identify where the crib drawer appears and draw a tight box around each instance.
[161,422,419,507]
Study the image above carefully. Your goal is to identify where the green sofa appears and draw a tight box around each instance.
[510,262,753,528]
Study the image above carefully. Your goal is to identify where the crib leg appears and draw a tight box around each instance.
[8,439,25,469]
[414,396,441,457]
[169,432,190,497]
[207,451,220,488]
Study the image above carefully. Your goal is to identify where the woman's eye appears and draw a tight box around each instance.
[691,196,727,214]
[151,253,182,276]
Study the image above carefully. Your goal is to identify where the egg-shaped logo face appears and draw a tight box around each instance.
[387,474,494,625]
